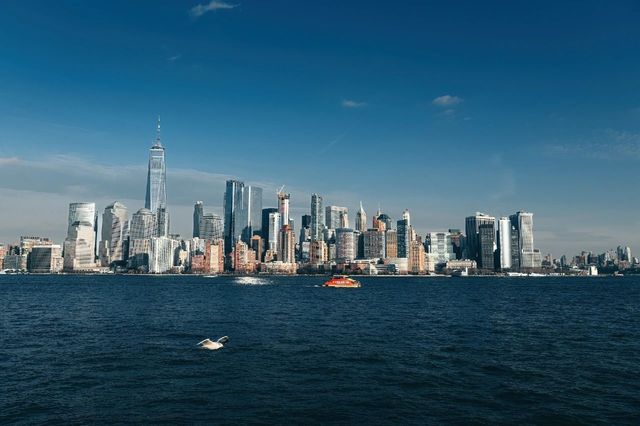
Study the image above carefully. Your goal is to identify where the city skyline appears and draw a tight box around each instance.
[1,1,640,254]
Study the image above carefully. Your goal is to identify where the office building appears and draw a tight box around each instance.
[497,217,512,270]
[193,201,204,238]
[363,229,385,259]
[145,118,167,214]
[99,202,129,267]
[478,223,496,270]
[199,213,223,241]
[325,206,348,230]
[310,194,324,242]
[277,190,290,227]
[465,212,495,263]
[355,202,367,232]
[28,245,63,273]
[335,228,355,262]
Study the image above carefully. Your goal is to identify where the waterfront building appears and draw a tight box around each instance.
[0,244,5,266]
[231,240,257,273]
[277,190,290,227]
[262,207,278,240]
[193,201,204,238]
[355,202,367,232]
[27,245,63,273]
[199,213,223,241]
[145,118,167,214]
[310,240,327,264]
[325,206,348,230]
[378,213,393,231]
[408,240,426,274]
[148,236,179,273]
[224,180,263,253]
[448,229,464,260]
[310,194,324,242]
[385,229,398,259]
[465,212,495,263]
[268,211,281,253]
[363,229,385,259]
[478,223,496,270]
[509,211,541,269]
[497,217,512,270]
[129,208,157,241]
[424,232,456,267]
[397,217,411,258]
[205,239,225,274]
[278,225,296,264]
[64,202,98,271]
[335,228,355,262]
[99,202,129,267]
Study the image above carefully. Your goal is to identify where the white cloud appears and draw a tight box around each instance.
[544,129,640,160]
[168,54,182,62]
[0,156,20,165]
[432,95,463,107]
[189,0,237,18]
[341,99,367,109]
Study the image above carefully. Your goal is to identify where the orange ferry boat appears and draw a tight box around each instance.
[323,275,361,288]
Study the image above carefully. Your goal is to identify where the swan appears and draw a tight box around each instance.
[197,336,229,350]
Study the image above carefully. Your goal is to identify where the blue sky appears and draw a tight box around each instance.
[1,0,639,256]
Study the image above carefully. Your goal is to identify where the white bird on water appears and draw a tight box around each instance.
[197,336,229,350]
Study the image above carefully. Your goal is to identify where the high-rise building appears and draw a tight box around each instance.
[335,228,355,262]
[310,194,324,242]
[99,202,129,267]
[145,118,167,214]
[497,217,512,270]
[402,209,411,226]
[355,202,367,232]
[509,211,541,269]
[363,229,385,259]
[301,214,312,229]
[129,208,157,241]
[385,229,398,258]
[193,201,204,238]
[478,223,496,270]
[262,208,278,240]
[64,202,97,271]
[408,240,426,274]
[397,218,411,258]
[325,206,348,230]
[465,212,495,262]
[278,225,296,264]
[310,240,327,264]
[448,229,464,260]
[28,245,63,273]
[224,180,263,253]
[277,190,290,227]
[148,236,179,273]
[268,212,281,254]
[199,213,223,241]
[424,232,456,266]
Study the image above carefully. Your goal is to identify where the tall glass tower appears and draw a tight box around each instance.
[145,118,167,214]
[310,193,324,242]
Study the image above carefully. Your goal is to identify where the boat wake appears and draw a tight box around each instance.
[233,276,271,286]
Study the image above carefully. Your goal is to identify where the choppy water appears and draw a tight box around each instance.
[1,275,639,425]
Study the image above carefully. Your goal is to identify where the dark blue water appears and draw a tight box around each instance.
[1,275,639,425]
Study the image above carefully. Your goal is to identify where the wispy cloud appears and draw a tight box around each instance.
[0,156,20,166]
[189,0,237,18]
[168,54,182,62]
[341,99,367,109]
[544,129,640,160]
[432,95,463,107]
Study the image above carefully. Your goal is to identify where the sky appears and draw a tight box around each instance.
[0,0,639,256]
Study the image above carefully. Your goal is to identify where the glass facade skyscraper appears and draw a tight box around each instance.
[145,118,167,214]
[223,180,263,254]
[99,201,129,267]
[193,201,204,238]
[310,194,324,242]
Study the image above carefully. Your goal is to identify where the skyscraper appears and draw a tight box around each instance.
[335,228,355,262]
[268,211,281,253]
[397,218,410,258]
[363,229,385,259]
[465,212,495,263]
[277,190,290,227]
[478,223,496,270]
[99,202,129,267]
[64,202,97,271]
[193,201,204,238]
[509,211,541,269]
[145,117,167,214]
[325,206,348,230]
[278,224,296,263]
[224,180,262,253]
[355,202,367,232]
[497,217,512,270]
[310,194,324,242]
[199,213,223,241]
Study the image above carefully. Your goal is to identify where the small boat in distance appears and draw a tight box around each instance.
[323,275,361,288]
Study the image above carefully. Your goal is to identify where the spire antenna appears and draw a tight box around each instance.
[155,115,161,146]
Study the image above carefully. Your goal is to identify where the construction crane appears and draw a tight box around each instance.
[277,185,286,195]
